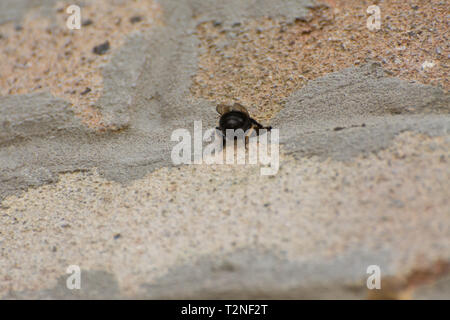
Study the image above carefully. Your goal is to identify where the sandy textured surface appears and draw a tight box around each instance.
[0,0,162,127]
[192,0,449,121]
[1,0,449,299]
[1,132,449,298]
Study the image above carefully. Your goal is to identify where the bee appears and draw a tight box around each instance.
[215,103,271,145]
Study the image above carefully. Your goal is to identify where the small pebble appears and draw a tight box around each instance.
[81,87,92,95]
[93,41,110,55]
[130,16,143,24]
[82,19,93,27]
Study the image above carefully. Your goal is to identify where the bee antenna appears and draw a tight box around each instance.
[250,117,270,130]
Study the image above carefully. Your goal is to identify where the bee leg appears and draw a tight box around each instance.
[250,118,271,131]
[245,127,255,150]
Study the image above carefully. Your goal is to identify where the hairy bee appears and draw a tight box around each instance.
[215,103,271,144]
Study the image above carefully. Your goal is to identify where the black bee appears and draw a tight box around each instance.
[215,103,271,144]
